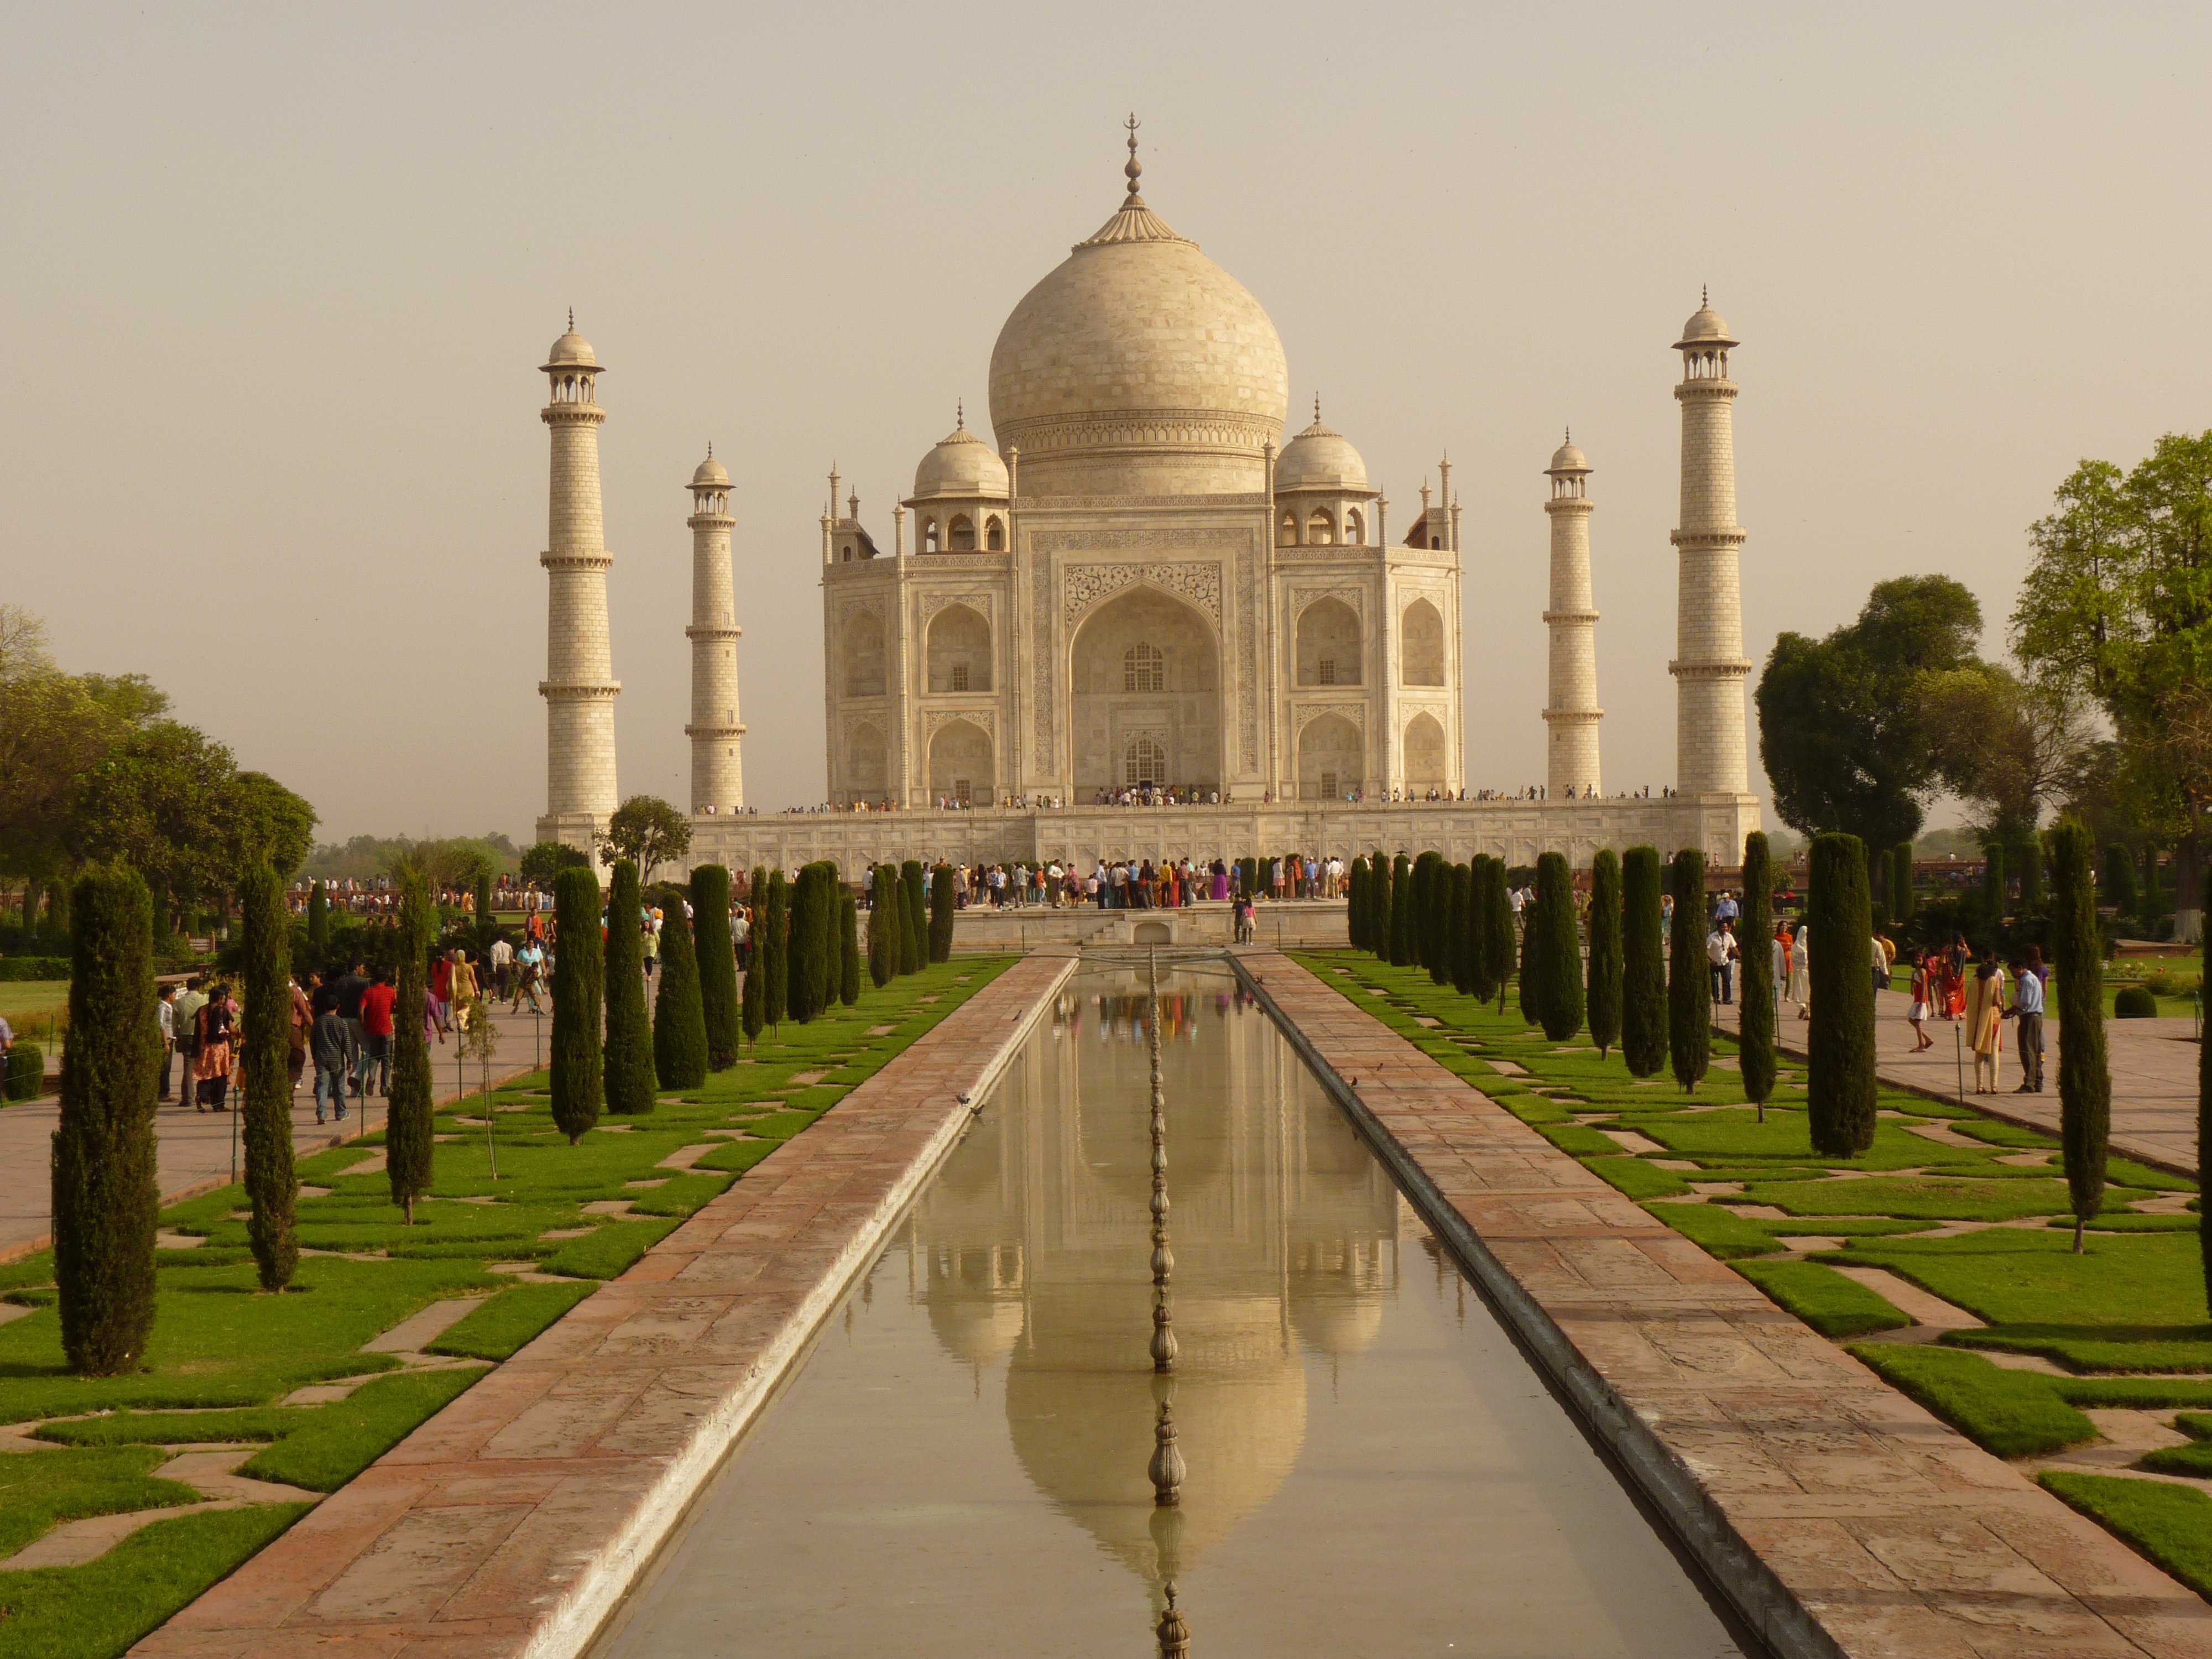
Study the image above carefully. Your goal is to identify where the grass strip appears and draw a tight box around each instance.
[1846,1342,2095,1456]
[0,1501,311,1659]
[695,1138,781,1175]
[0,1445,202,1558]
[1536,1122,1625,1158]
[2039,1472,2212,1598]
[34,1406,301,1448]
[1586,1157,1689,1200]
[1945,1324,2212,1374]
[1827,1230,2209,1329]
[1736,1260,1911,1337]
[541,1217,683,1280]
[241,1366,484,1491]
[428,1281,598,1361]
[1645,1201,1785,1260]
[2138,1414,2212,1477]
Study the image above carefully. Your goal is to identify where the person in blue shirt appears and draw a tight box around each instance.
[2005,948,2047,1093]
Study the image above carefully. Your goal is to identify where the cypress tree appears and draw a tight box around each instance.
[2018,834,2044,912]
[786,864,826,1023]
[839,891,862,1005]
[602,859,656,1114]
[551,866,608,1139]
[1345,858,1366,951]
[1586,849,1623,1059]
[1667,849,1709,1092]
[1739,832,1777,1121]
[2103,844,2137,919]
[306,880,329,951]
[1467,858,1498,1002]
[389,872,439,1204]
[1807,833,1877,1156]
[52,863,160,1376]
[760,869,789,1028]
[740,869,766,1046]
[929,862,957,962]
[867,866,898,989]
[652,896,708,1089]
[1450,863,1476,995]
[2051,820,2109,1251]
[1366,854,1390,956]
[692,864,740,1070]
[1892,843,1916,927]
[1388,854,1413,967]
[1484,857,1516,1014]
[1621,847,1666,1078]
[1535,852,1583,1040]
[1416,852,1449,984]
[1983,842,2007,921]
[901,862,926,974]
[475,872,494,949]
[237,859,297,1291]
[1517,904,1541,1026]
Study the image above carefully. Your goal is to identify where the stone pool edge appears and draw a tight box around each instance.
[1235,948,2212,1659]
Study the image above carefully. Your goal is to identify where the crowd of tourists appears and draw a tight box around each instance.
[853,857,1349,914]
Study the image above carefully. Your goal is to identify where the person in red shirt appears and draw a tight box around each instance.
[359,970,398,1097]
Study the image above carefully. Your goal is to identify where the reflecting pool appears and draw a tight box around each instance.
[598,967,1751,1657]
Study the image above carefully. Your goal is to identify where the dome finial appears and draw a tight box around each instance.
[1313,393,1321,423]
[1702,283,1708,306]
[567,305,574,331]
[956,398,964,429]
[707,440,712,458]
[1124,113,1142,201]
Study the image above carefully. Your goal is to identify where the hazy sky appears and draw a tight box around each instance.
[8,3,2210,845]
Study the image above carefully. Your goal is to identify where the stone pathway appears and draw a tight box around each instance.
[1719,987,2200,1175]
[0,1000,550,1262]
[1243,948,2212,1659]
[130,951,1077,1659]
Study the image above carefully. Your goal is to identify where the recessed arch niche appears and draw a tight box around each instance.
[927,603,992,692]
[1066,586,1222,796]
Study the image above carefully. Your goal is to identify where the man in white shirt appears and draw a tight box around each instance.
[157,985,178,1100]
[489,935,515,1001]
[1707,920,1737,1005]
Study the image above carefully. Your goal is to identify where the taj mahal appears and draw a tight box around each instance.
[530,127,1761,877]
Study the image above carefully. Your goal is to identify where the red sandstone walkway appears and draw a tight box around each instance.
[131,951,1076,1659]
[1243,948,2212,1659]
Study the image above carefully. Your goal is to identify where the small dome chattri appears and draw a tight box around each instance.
[545,326,599,368]
[1547,435,1589,474]
[692,452,729,488]
[912,414,1011,500]
[1676,290,1736,348]
[1274,408,1369,493]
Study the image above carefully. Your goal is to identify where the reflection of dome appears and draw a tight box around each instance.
[912,416,1011,500]
[1274,411,1369,493]
[988,167,1288,496]
[927,1292,1024,1370]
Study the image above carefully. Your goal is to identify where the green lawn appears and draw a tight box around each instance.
[1295,947,2211,1598]
[0,957,1011,1657]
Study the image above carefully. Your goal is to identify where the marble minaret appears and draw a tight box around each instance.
[685,448,745,814]
[1542,432,1600,797]
[1670,292,1752,799]
[536,316,620,850]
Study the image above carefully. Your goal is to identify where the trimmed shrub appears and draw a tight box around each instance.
[2051,820,2108,1250]
[1388,854,1413,967]
[1346,858,1368,951]
[759,870,789,1028]
[602,860,656,1115]
[1621,847,1666,1078]
[1807,832,1876,1156]
[1369,854,1392,957]
[1534,853,1583,1040]
[1467,858,1498,1003]
[691,865,740,1070]
[1667,849,1709,1092]
[1416,852,1448,984]
[306,881,328,950]
[2116,985,2158,1018]
[652,898,708,1089]
[839,891,861,1006]
[1739,832,1777,1120]
[785,864,830,1024]
[237,859,297,1291]
[1451,863,1476,995]
[389,874,438,1208]
[53,863,160,1376]
[1586,849,1623,1058]
[1484,856,1515,1013]
[867,865,898,990]
[548,866,603,1145]
[4,1039,44,1100]
[929,863,957,963]
[900,863,925,975]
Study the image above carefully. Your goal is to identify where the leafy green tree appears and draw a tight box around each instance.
[2104,844,2138,917]
[602,860,656,1114]
[52,863,161,1375]
[1667,850,1709,1091]
[1483,857,1515,1014]
[867,865,898,989]
[597,795,692,885]
[760,869,789,1027]
[1450,863,1476,996]
[2051,821,2109,1251]
[839,891,861,1006]
[653,895,709,1089]
[929,863,957,962]
[1621,848,1667,1078]
[1807,834,1877,1156]
[691,864,740,1069]
[306,881,328,949]
[520,841,589,889]
[389,873,439,1202]
[901,862,926,975]
[1983,843,2007,920]
[237,859,297,1290]
[1892,843,1916,927]
[1739,833,1777,1121]
[1585,850,1622,1059]
[1534,852,1583,1041]
[1387,854,1413,967]
[1415,852,1448,984]
[1756,575,1983,848]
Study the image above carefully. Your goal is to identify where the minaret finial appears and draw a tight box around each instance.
[956,398,964,429]
[1124,113,1142,201]
[706,440,712,459]
[567,306,573,331]
[1702,283,1709,306]
[1313,393,1321,424]
[1564,425,1571,444]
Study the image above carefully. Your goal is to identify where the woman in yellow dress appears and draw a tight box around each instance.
[1966,956,2007,1094]
[449,948,481,1035]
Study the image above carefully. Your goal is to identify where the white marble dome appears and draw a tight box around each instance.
[912,416,1010,500]
[545,327,598,368]
[691,452,729,488]
[988,185,1288,495]
[1274,410,1369,492]
[1677,295,1735,347]
[1546,436,1589,474]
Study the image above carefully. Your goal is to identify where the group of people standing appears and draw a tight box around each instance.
[1907,938,2047,1094]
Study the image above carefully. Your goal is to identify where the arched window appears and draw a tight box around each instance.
[1278,509,1299,546]
[1400,599,1446,686]
[927,603,992,693]
[1123,641,1166,693]
[1296,598,1361,687]
[1344,508,1364,545]
[1308,508,1334,546]
[948,514,975,551]
[922,518,940,554]
[1124,736,1167,787]
[985,515,1005,551]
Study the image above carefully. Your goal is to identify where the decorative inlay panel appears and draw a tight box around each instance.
[923,707,995,740]
[1295,702,1367,733]
[919,591,995,623]
[1059,559,1223,629]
